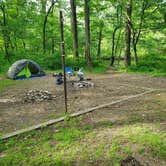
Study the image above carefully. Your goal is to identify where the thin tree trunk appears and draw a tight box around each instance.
[70,0,79,58]
[22,40,26,50]
[125,0,132,67]
[114,30,121,58]
[111,27,119,66]
[9,37,14,51]
[43,1,56,53]
[41,0,47,53]
[0,5,10,62]
[84,0,92,68]
[133,43,138,65]
[118,46,123,66]
[51,0,55,54]
[132,0,146,66]
[51,38,55,54]
[97,21,103,59]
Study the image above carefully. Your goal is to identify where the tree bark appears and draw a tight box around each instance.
[42,1,56,53]
[118,46,122,66]
[97,21,103,59]
[41,0,47,53]
[70,0,79,58]
[0,4,10,62]
[84,0,92,68]
[125,0,132,67]
[111,27,119,66]
[51,0,55,54]
[114,30,121,58]
[22,40,26,50]
[42,0,56,53]
[132,0,146,66]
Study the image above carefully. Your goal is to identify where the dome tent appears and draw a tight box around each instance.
[7,59,45,80]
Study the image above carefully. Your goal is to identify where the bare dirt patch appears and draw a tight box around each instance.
[0,73,166,135]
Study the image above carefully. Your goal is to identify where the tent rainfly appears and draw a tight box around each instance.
[7,59,45,80]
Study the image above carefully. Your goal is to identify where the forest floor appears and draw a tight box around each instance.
[0,71,166,134]
[0,71,166,165]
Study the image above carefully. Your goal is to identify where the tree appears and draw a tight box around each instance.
[42,0,56,53]
[97,20,104,58]
[0,2,10,61]
[70,0,79,58]
[131,0,147,65]
[125,0,132,67]
[110,4,123,66]
[84,0,92,68]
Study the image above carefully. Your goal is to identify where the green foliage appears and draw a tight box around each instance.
[128,54,166,76]
[122,125,166,158]
[0,0,165,75]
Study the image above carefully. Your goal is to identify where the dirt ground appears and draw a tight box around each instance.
[0,71,166,135]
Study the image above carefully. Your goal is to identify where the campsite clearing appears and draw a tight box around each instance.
[0,72,166,135]
[0,71,166,165]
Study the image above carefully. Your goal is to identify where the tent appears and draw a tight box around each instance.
[7,59,46,80]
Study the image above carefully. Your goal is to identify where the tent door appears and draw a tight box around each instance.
[17,65,31,78]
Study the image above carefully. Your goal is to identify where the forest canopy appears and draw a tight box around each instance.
[0,0,165,74]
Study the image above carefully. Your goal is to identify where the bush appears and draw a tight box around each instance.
[128,54,166,74]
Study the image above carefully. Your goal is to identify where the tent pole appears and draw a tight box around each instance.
[59,10,68,113]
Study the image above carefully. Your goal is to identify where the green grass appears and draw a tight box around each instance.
[121,125,166,158]
[0,79,17,94]
[0,115,165,166]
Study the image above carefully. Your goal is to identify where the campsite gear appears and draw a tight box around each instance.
[72,81,94,88]
[52,73,59,77]
[65,67,74,80]
[56,73,63,85]
[65,67,73,76]
[7,59,45,80]
[77,68,84,81]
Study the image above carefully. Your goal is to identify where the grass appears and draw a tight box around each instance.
[0,79,17,94]
[0,115,165,166]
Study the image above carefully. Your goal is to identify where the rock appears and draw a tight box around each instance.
[24,89,53,103]
[72,81,94,88]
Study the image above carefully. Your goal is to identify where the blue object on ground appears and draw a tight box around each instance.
[65,67,73,76]
[56,73,63,85]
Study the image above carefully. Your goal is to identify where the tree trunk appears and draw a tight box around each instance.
[22,40,26,50]
[111,27,118,66]
[84,0,92,68]
[43,1,56,53]
[51,0,55,54]
[118,46,122,66]
[133,43,138,65]
[51,38,55,54]
[125,0,132,67]
[114,30,121,58]
[70,0,79,58]
[0,5,10,62]
[132,0,146,66]
[41,0,47,53]
[97,21,103,59]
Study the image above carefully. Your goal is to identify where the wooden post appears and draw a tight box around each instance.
[59,10,68,113]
